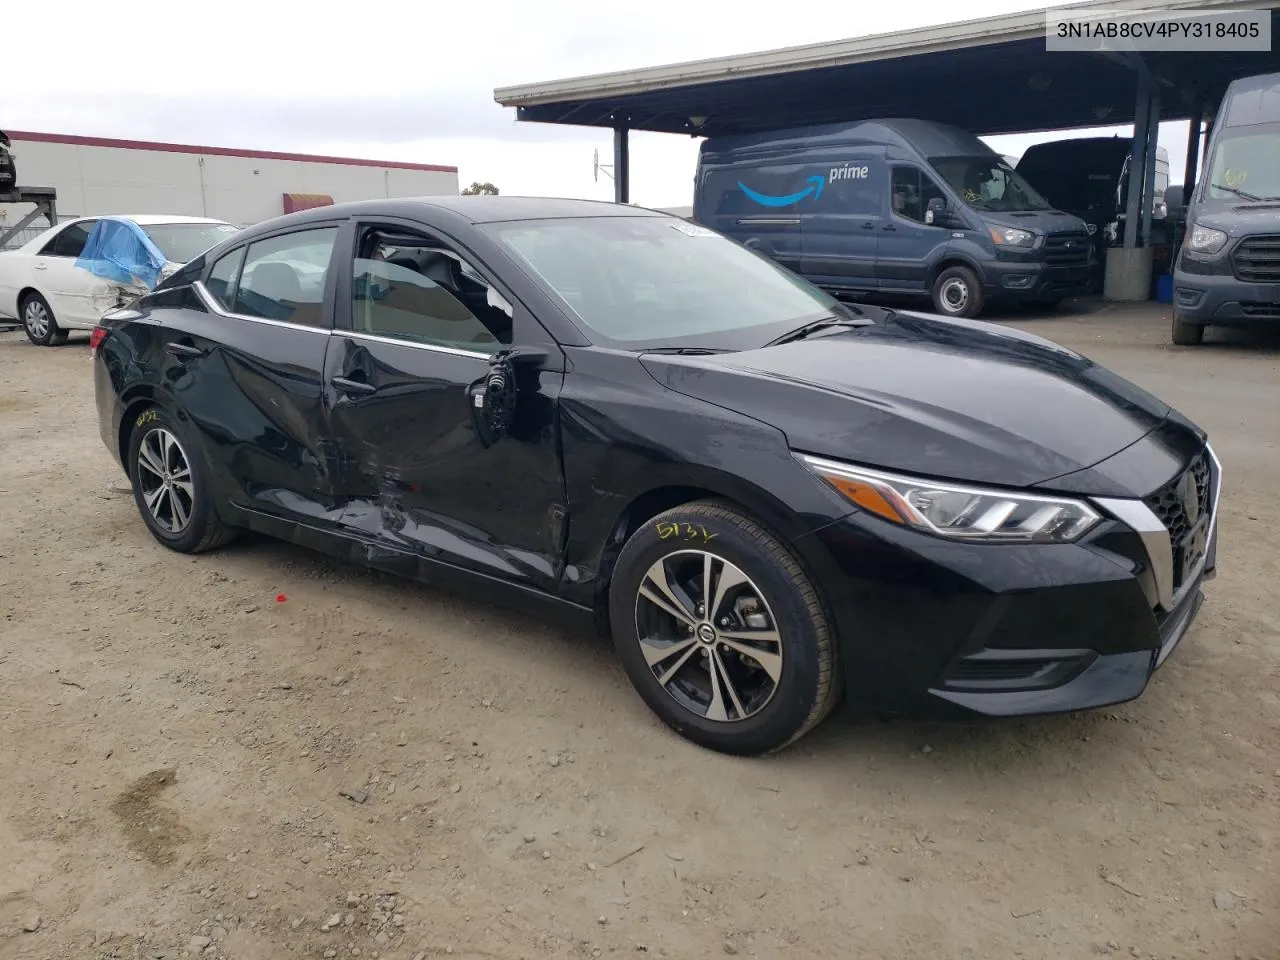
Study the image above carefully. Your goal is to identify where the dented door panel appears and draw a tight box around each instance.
[322,332,565,592]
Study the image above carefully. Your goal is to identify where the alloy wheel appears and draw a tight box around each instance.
[24,300,50,340]
[136,427,196,534]
[633,549,784,723]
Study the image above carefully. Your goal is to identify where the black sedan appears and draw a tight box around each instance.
[91,197,1221,755]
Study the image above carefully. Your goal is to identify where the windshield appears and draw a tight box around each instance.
[930,156,1053,212]
[484,216,842,350]
[143,223,240,264]
[1204,124,1280,201]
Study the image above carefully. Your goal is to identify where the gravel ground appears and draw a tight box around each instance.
[0,303,1277,960]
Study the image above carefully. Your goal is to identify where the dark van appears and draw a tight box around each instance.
[693,118,1094,318]
[1172,71,1280,345]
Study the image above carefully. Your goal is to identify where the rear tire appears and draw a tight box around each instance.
[608,500,840,755]
[1171,314,1205,346]
[21,292,67,346]
[127,405,237,554]
[931,266,985,319]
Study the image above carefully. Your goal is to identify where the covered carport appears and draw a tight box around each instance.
[495,0,1280,298]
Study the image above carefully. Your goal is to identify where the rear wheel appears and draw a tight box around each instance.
[608,501,840,755]
[931,266,984,319]
[21,292,68,346]
[127,405,237,553]
[1171,314,1205,346]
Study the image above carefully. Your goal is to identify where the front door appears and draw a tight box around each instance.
[323,219,567,592]
[879,165,952,294]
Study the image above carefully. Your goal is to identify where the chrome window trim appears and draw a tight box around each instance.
[192,280,330,335]
[333,329,493,360]
[1093,443,1222,614]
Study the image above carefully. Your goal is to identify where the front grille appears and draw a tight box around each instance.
[1145,452,1211,545]
[1044,232,1092,265]
[1231,235,1280,283]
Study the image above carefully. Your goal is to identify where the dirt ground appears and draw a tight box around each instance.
[1,302,1277,960]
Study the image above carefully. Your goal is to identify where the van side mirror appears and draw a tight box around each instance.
[925,197,951,226]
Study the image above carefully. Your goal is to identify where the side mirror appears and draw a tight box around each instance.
[925,197,951,226]
[471,346,550,446]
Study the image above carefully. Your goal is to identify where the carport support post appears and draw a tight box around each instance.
[1183,102,1203,206]
[613,127,630,205]
[1123,79,1151,250]
[1140,91,1161,245]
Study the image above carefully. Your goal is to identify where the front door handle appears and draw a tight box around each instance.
[165,342,204,358]
[33,263,48,271]
[332,375,377,396]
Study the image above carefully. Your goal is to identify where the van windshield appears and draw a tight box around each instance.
[930,156,1053,212]
[1204,123,1280,201]
[485,216,844,350]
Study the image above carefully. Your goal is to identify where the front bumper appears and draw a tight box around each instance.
[794,446,1221,719]
[983,258,1094,302]
[1173,264,1280,326]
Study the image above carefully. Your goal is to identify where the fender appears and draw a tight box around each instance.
[927,242,992,287]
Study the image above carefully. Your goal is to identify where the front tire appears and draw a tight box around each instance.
[1171,314,1205,346]
[127,405,237,553]
[931,265,985,318]
[21,292,68,346]
[608,501,840,755]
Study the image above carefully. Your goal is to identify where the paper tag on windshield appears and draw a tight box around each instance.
[669,221,716,237]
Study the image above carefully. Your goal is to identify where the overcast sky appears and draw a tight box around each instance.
[4,0,1194,206]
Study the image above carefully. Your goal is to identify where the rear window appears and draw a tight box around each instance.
[143,223,241,264]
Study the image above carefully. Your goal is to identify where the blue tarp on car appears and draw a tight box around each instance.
[73,217,167,290]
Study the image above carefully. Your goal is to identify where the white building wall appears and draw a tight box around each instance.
[1,136,458,238]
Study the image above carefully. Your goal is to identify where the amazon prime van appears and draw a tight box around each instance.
[1171,71,1280,345]
[693,118,1094,318]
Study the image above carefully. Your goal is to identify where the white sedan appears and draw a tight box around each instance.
[0,214,240,345]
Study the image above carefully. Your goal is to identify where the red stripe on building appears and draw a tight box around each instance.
[5,130,457,174]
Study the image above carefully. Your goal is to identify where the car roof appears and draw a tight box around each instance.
[249,195,668,229]
[106,214,233,226]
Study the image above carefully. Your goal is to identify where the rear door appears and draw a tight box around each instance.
[878,165,952,293]
[800,147,884,290]
[171,220,349,525]
[35,219,100,327]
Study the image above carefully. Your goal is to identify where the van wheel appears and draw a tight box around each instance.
[931,266,984,318]
[1171,315,1205,346]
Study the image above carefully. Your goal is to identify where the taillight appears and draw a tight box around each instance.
[89,326,108,357]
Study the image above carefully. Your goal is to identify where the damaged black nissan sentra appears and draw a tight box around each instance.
[92,197,1220,755]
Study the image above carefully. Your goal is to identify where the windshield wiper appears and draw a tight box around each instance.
[1211,183,1263,202]
[764,315,874,347]
[640,346,734,355]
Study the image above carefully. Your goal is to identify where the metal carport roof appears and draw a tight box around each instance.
[494,0,1280,138]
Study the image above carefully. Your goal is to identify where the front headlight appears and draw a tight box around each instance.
[798,454,1102,543]
[1187,223,1228,255]
[987,224,1035,248]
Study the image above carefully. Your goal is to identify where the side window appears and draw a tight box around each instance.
[39,220,97,258]
[234,227,338,328]
[891,167,947,225]
[351,229,513,352]
[206,248,245,310]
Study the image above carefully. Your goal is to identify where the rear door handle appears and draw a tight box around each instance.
[882,225,897,232]
[165,342,204,358]
[332,375,377,396]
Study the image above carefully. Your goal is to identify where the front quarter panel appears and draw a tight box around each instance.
[557,348,855,610]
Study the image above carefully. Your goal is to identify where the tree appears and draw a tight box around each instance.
[461,181,499,196]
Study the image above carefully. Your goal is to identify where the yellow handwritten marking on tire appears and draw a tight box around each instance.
[655,520,717,543]
[135,410,158,428]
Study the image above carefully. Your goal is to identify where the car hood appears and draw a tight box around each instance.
[640,311,1174,490]
[981,209,1091,234]
[1188,202,1280,235]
